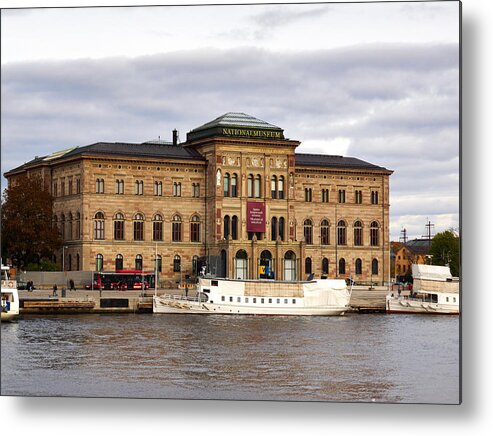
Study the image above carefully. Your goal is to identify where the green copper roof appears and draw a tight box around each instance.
[187,112,285,142]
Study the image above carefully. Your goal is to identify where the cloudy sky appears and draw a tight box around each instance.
[0,0,460,241]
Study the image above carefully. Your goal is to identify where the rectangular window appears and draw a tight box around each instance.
[371,191,379,204]
[253,298,257,303]
[321,188,329,203]
[153,221,163,241]
[338,189,346,203]
[284,299,288,304]
[229,296,233,302]
[276,298,280,304]
[292,299,296,304]
[221,296,225,302]
[76,178,81,194]
[355,190,362,204]
[268,298,272,303]
[304,187,312,202]
[68,179,73,195]
[245,297,249,303]
[261,298,264,304]
[237,297,241,303]
[134,222,144,241]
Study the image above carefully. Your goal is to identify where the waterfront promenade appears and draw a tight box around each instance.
[17,285,390,314]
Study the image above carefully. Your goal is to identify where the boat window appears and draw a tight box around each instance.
[245,297,249,303]
[253,298,257,303]
[202,289,210,293]
[284,299,288,304]
[292,299,296,304]
[261,298,264,304]
[446,297,449,302]
[431,294,438,303]
[221,296,225,301]
[453,297,456,302]
[229,296,233,302]
[277,298,280,304]
[268,298,272,303]
[211,280,218,286]
[237,297,241,303]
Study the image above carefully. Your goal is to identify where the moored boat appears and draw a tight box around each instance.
[153,277,351,316]
[1,264,20,322]
[386,264,459,315]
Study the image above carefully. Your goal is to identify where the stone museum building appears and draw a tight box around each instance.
[5,112,393,287]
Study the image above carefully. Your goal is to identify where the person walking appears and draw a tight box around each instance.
[53,284,58,297]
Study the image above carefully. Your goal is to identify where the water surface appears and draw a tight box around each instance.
[1,313,460,403]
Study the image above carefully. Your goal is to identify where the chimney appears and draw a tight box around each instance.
[172,129,178,145]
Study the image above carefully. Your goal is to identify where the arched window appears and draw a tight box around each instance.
[339,258,346,275]
[192,255,199,275]
[231,174,238,197]
[134,213,144,241]
[231,215,238,240]
[354,220,363,246]
[115,254,123,271]
[114,212,125,240]
[96,178,104,194]
[135,254,143,271]
[94,212,105,240]
[223,173,230,197]
[75,212,81,240]
[224,215,230,239]
[337,220,347,245]
[271,217,278,241]
[278,176,285,199]
[355,258,362,275]
[135,180,143,195]
[321,219,330,245]
[60,213,66,240]
[190,215,200,242]
[116,179,124,195]
[322,258,329,274]
[68,212,73,240]
[303,219,313,244]
[235,250,248,279]
[96,253,103,272]
[172,215,182,242]
[372,258,379,275]
[271,175,277,199]
[248,174,254,198]
[173,182,181,197]
[173,255,181,272]
[284,251,297,281]
[254,175,261,198]
[370,221,380,246]
[153,214,163,241]
[154,181,163,196]
[305,257,312,275]
[279,217,285,241]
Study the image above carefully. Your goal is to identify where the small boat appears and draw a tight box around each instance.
[1,264,20,322]
[153,277,352,316]
[386,264,459,315]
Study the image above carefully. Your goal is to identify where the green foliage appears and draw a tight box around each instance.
[429,230,460,276]
[1,175,62,268]
[25,260,60,271]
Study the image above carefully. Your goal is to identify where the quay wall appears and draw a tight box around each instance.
[18,285,389,314]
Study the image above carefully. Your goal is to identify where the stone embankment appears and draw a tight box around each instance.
[18,285,390,314]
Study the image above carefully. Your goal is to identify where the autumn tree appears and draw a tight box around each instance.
[1,175,62,268]
[429,230,460,277]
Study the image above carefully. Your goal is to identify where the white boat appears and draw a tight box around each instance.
[1,264,20,322]
[386,264,459,315]
[153,277,351,316]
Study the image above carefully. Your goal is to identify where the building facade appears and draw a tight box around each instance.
[5,113,393,288]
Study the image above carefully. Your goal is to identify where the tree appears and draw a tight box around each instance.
[1,175,62,268]
[429,230,460,277]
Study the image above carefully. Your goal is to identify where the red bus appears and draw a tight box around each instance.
[86,270,156,291]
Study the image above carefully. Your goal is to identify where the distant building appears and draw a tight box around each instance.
[393,238,431,279]
[5,112,393,287]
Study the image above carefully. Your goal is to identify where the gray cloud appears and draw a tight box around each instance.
[1,42,459,240]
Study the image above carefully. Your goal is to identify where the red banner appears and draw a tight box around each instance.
[247,202,265,233]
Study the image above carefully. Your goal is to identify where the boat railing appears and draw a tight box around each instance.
[157,294,200,303]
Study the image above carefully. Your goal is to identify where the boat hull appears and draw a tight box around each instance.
[386,298,459,315]
[153,296,347,316]
[1,310,20,322]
